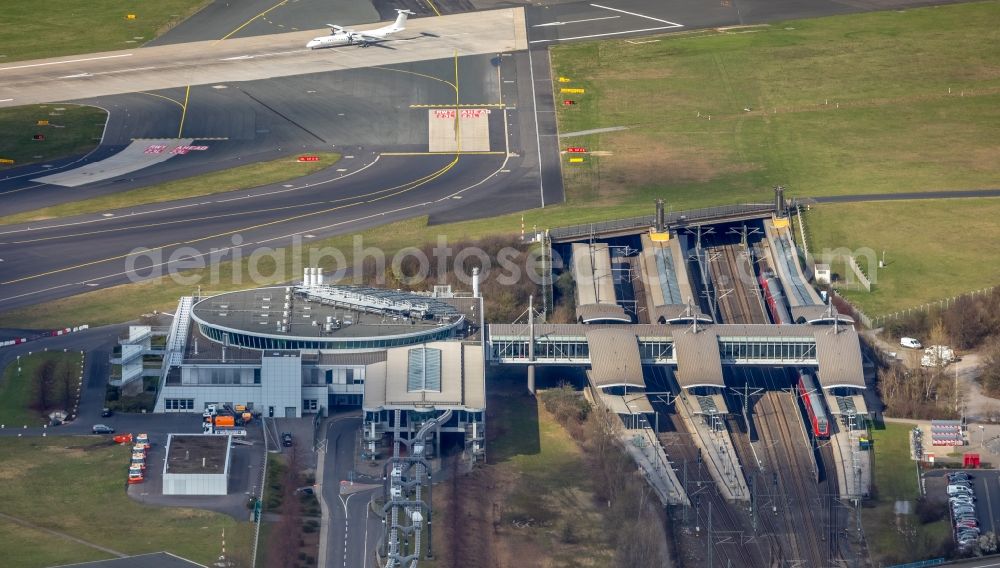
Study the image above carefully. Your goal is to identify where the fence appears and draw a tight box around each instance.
[832,286,997,330]
[846,256,873,292]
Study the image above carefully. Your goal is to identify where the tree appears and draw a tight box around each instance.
[978,339,1000,397]
[944,296,989,349]
[979,531,998,554]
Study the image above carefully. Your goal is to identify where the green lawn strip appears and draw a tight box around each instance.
[0,0,212,62]
[0,516,113,568]
[0,105,107,170]
[0,351,83,427]
[0,437,246,565]
[550,1,1000,205]
[491,388,613,563]
[0,153,341,226]
[805,198,1000,315]
[872,422,919,501]
[861,422,949,564]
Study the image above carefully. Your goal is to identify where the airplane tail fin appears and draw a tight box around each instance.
[391,9,414,31]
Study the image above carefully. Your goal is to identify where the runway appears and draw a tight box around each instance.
[0,8,528,108]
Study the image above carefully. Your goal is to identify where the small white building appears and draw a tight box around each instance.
[162,434,232,495]
[814,263,831,285]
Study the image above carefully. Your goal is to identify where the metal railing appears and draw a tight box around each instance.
[548,203,774,241]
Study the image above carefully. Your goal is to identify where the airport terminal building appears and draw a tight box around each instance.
[125,272,485,457]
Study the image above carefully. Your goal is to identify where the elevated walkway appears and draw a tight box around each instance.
[549,203,775,243]
[571,243,629,323]
[675,391,749,501]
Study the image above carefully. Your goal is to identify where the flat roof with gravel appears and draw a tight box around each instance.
[164,435,230,475]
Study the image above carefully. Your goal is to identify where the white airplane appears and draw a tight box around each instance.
[307,9,414,49]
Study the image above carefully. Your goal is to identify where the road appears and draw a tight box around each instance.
[321,412,383,568]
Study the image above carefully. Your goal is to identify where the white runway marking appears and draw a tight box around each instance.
[533,15,620,27]
[530,25,684,44]
[590,3,682,24]
[531,4,682,44]
[0,98,13,102]
[0,53,133,72]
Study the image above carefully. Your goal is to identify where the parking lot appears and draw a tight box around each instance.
[924,470,1000,544]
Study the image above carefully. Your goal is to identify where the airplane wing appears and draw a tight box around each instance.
[326,24,348,33]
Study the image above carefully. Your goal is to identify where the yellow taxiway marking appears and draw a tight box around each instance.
[136,90,184,110]
[216,0,289,43]
[409,103,506,108]
[424,0,442,17]
[371,66,455,91]
[178,85,191,138]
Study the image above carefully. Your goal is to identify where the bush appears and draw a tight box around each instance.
[914,497,946,524]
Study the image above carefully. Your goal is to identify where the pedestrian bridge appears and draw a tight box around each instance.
[486,322,864,391]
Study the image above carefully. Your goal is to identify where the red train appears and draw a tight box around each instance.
[798,371,830,439]
[759,274,792,325]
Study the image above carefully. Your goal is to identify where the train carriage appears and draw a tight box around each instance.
[797,371,830,439]
[759,274,792,325]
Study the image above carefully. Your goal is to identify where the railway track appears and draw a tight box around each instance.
[707,242,768,325]
[660,408,766,568]
[769,390,830,567]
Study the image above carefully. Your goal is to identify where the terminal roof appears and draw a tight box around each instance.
[363,342,485,410]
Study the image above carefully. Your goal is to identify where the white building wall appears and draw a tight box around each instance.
[262,353,303,418]
[163,473,228,495]
[159,384,264,412]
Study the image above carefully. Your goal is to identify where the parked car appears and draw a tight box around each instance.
[948,485,974,496]
[92,424,114,434]
[101,407,113,417]
[901,337,923,349]
[281,432,293,447]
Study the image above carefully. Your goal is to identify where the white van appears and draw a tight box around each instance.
[900,337,922,349]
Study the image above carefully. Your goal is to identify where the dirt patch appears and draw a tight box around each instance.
[598,131,755,192]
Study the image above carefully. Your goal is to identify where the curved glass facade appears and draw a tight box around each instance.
[197,322,459,351]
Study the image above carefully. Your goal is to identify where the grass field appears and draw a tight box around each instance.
[862,422,951,564]
[0,517,112,568]
[0,437,250,567]
[0,153,342,226]
[0,351,83,427]
[0,0,211,62]
[0,105,107,169]
[551,1,1000,207]
[805,198,1000,315]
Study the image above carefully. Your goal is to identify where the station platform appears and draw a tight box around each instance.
[675,391,749,501]
[590,389,689,506]
[762,219,844,324]
[638,233,710,323]
[823,391,872,499]
[571,242,629,323]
